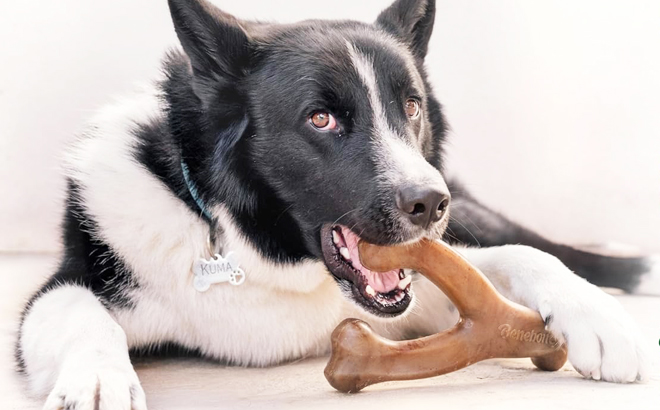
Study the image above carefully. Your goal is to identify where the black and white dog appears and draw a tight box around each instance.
[16,0,657,408]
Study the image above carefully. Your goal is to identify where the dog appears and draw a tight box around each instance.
[16,0,657,408]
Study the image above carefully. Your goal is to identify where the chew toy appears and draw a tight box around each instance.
[324,239,567,393]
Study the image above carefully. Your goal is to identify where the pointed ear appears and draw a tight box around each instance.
[168,0,250,79]
[376,0,436,60]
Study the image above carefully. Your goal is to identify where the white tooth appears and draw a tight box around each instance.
[339,247,351,260]
[395,292,404,302]
[365,285,376,297]
[332,230,340,245]
[398,275,412,290]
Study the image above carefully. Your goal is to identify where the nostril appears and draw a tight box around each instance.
[396,184,449,228]
[411,203,426,216]
[438,198,449,213]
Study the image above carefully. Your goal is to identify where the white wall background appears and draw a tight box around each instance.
[0,0,658,253]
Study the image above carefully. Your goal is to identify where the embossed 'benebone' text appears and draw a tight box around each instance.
[498,324,561,348]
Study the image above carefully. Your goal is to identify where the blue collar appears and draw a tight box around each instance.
[181,159,213,221]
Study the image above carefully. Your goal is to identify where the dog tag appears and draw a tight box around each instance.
[193,252,246,292]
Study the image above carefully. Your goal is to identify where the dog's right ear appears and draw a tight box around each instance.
[168,0,250,80]
[376,0,436,61]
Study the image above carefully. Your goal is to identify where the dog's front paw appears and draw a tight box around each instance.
[43,359,147,410]
[539,282,651,383]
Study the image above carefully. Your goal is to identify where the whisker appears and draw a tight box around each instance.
[443,227,460,243]
[331,208,363,226]
[449,215,481,247]
[274,203,295,226]
[455,211,483,235]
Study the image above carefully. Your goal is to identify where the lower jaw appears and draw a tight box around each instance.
[349,283,413,317]
[342,263,413,317]
[320,224,413,317]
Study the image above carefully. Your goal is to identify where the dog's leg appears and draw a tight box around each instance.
[18,285,147,410]
[454,244,652,383]
[445,181,660,295]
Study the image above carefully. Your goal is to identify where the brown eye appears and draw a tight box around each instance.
[405,99,420,119]
[310,112,337,130]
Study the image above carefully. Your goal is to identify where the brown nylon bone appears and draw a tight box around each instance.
[324,239,567,393]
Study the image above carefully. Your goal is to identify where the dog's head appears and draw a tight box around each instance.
[168,0,449,317]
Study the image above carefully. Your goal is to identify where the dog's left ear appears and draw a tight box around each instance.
[376,0,436,60]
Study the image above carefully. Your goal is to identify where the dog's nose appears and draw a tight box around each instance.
[396,185,450,228]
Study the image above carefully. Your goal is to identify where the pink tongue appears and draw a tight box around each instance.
[341,227,400,293]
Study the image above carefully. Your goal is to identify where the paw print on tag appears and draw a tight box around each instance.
[193,252,246,292]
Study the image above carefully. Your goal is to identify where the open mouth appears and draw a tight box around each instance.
[320,224,412,317]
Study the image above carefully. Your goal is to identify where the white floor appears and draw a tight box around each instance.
[1,254,659,410]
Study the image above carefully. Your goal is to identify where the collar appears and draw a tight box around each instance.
[181,159,214,221]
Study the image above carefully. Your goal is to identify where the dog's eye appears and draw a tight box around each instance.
[405,99,420,119]
[309,112,337,131]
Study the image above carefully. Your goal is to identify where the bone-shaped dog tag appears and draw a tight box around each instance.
[193,252,246,292]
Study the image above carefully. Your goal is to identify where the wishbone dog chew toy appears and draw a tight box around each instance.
[324,239,568,393]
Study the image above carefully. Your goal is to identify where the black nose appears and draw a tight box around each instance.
[396,185,450,228]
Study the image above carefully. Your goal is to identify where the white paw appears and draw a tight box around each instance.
[464,245,654,383]
[43,359,147,410]
[538,280,651,383]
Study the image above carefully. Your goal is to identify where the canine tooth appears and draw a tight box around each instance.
[395,292,404,302]
[398,275,412,290]
[332,230,340,245]
[339,247,351,260]
[365,285,376,297]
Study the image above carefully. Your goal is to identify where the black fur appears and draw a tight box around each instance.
[38,181,137,307]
